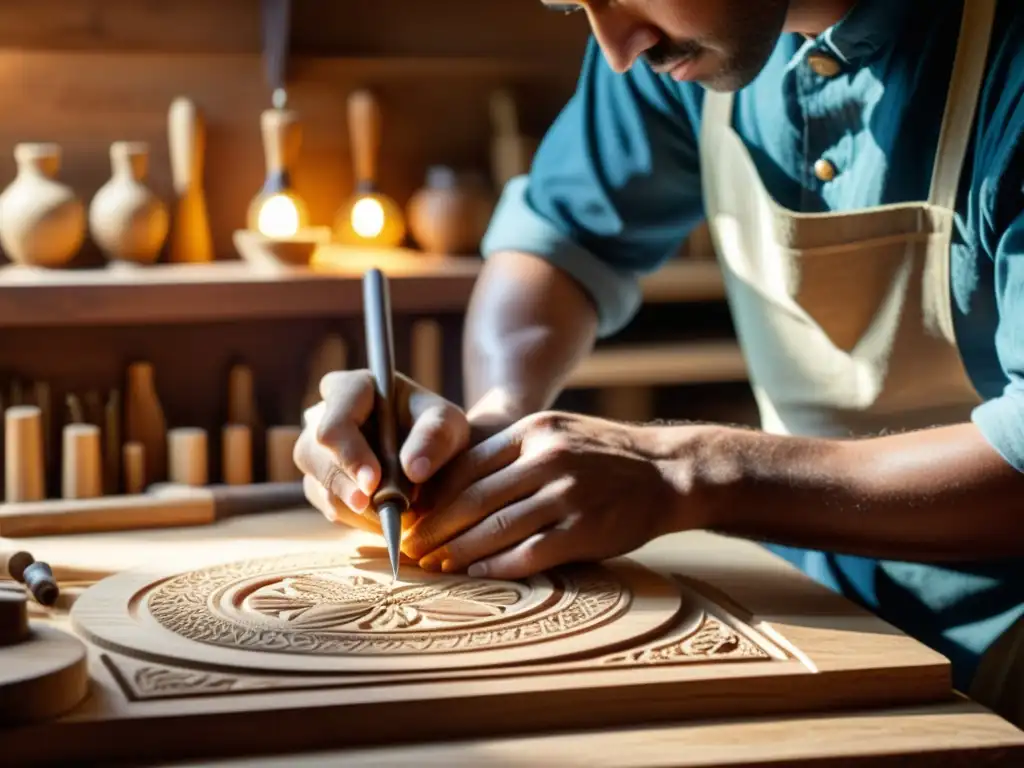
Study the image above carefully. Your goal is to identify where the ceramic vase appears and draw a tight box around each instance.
[406,166,495,255]
[89,141,169,264]
[0,143,85,268]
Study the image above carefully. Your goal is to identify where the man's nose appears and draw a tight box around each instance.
[586,8,658,73]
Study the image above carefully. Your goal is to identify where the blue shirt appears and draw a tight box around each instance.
[481,0,1024,691]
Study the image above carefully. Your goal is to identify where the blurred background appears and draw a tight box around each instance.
[0,0,755,500]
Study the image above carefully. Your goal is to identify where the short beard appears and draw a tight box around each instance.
[645,0,789,92]
[643,36,703,72]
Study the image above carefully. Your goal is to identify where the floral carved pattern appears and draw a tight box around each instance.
[144,553,626,657]
[246,574,522,631]
[602,613,770,665]
[131,665,279,698]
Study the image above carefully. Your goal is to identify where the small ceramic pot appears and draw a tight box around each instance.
[89,141,169,264]
[406,166,495,255]
[0,143,85,267]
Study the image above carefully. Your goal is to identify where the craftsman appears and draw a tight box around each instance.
[296,0,1024,723]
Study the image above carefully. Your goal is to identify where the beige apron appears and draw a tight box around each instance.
[698,0,1024,724]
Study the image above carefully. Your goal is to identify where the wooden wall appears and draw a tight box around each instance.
[0,0,590,264]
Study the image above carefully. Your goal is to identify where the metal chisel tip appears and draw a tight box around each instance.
[379,502,403,582]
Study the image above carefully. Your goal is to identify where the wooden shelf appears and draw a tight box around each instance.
[0,254,725,328]
[567,340,747,389]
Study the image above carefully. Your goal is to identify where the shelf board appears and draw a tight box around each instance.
[0,253,725,328]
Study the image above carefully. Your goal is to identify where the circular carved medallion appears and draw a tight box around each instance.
[72,551,683,674]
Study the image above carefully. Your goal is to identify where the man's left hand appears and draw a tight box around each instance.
[403,411,703,579]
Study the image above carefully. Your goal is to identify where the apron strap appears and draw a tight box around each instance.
[701,2,996,212]
[700,90,735,147]
[927,0,997,210]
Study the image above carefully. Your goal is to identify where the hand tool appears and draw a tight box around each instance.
[1,549,59,606]
[0,481,305,538]
[363,268,411,582]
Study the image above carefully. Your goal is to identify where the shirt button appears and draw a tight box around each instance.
[814,158,837,182]
[807,52,841,78]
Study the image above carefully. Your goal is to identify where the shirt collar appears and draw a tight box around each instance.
[817,0,917,66]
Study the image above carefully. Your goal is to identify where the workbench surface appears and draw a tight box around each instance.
[5,507,1023,766]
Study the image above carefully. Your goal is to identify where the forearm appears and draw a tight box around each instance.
[463,250,598,427]
[666,422,1024,561]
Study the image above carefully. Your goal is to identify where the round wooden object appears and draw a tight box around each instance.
[71,551,690,675]
[0,584,29,646]
[122,441,146,494]
[5,405,45,503]
[167,427,208,487]
[0,621,89,725]
[62,423,103,499]
[221,424,252,486]
[265,425,301,483]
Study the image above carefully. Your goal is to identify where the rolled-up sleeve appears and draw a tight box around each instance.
[481,37,706,338]
[972,213,1024,472]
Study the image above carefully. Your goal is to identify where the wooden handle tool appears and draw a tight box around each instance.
[0,481,305,538]
[61,423,102,499]
[222,424,252,486]
[1,549,59,606]
[122,441,145,494]
[266,425,302,482]
[5,405,45,503]
[363,268,410,581]
[167,427,208,487]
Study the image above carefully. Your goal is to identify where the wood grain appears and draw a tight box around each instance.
[0,258,726,327]
[0,620,88,727]
[290,0,589,59]
[0,0,261,53]
[0,511,963,765]
[174,699,1024,767]
[0,0,589,59]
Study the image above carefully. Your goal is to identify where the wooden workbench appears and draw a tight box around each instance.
[175,700,1024,767]
[4,507,1024,766]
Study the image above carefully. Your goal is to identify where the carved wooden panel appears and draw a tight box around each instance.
[72,551,760,675]
[2,528,955,765]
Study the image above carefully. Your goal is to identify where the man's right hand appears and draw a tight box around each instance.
[294,369,471,533]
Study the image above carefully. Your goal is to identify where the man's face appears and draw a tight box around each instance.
[543,1,790,91]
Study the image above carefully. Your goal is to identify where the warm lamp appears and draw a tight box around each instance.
[247,106,311,238]
[333,89,406,248]
[235,99,330,271]
[252,191,306,238]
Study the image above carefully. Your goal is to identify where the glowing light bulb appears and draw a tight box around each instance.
[256,193,300,238]
[351,196,385,239]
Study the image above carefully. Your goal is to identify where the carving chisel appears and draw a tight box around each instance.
[363,268,410,581]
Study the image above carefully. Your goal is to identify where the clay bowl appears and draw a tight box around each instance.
[233,227,331,271]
